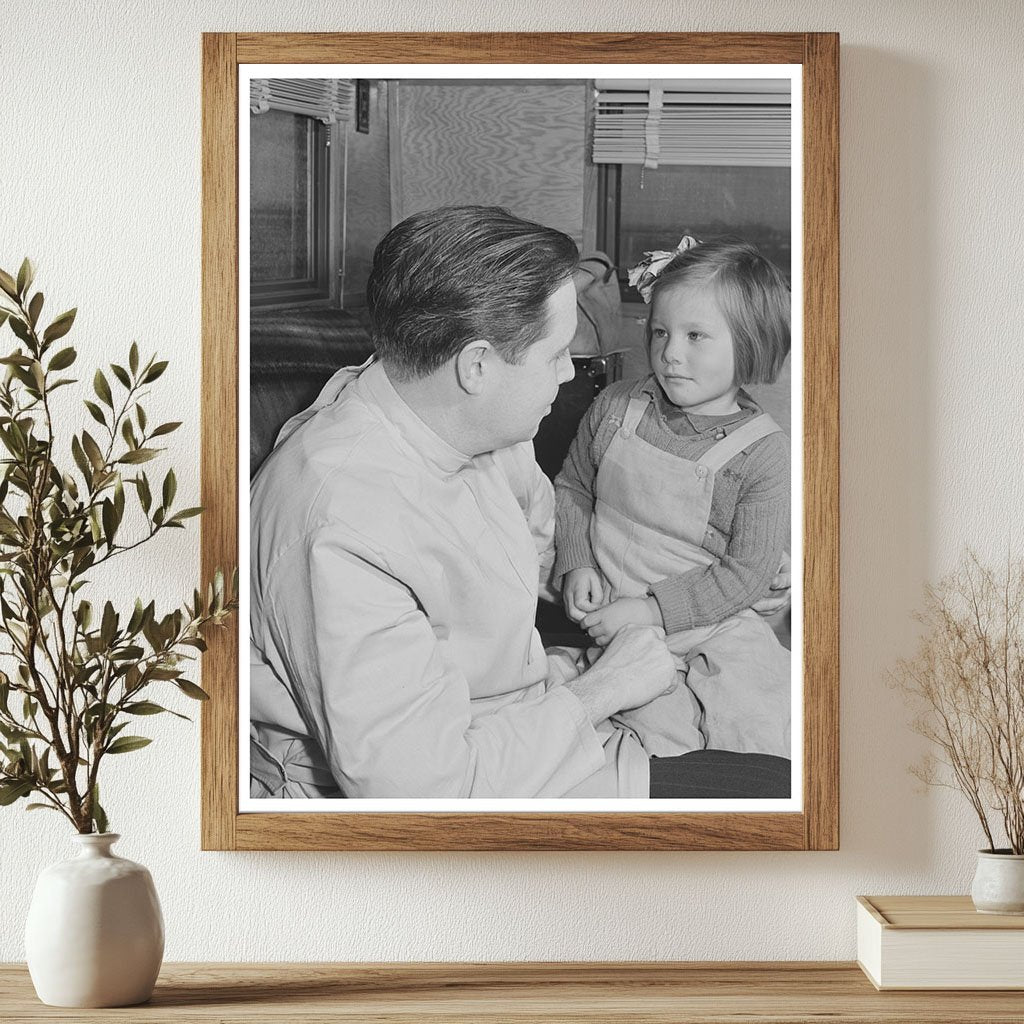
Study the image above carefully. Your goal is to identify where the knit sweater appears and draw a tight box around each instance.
[553,374,790,634]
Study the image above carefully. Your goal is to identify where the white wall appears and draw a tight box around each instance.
[2,0,1022,962]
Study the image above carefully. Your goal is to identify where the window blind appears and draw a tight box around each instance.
[592,79,791,169]
[250,79,354,124]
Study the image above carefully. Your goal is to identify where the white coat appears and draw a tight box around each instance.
[249,359,649,799]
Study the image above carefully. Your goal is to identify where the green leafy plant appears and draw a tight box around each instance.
[894,551,1024,854]
[0,259,236,833]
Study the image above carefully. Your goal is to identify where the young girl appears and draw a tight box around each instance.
[554,237,791,759]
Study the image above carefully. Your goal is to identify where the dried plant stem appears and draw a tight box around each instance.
[895,551,1024,854]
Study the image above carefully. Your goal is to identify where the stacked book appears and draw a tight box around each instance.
[857,895,1024,990]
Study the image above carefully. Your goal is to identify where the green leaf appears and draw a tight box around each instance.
[129,342,139,375]
[147,667,181,680]
[121,418,137,450]
[162,468,176,509]
[0,779,33,805]
[83,702,114,730]
[107,720,129,741]
[47,346,76,371]
[105,735,152,755]
[93,369,113,409]
[101,498,116,546]
[88,510,103,542]
[142,612,162,653]
[27,292,43,328]
[176,679,210,701]
[26,803,61,813]
[75,599,92,632]
[136,473,152,513]
[110,363,131,389]
[0,722,28,743]
[8,317,32,345]
[124,701,170,716]
[0,352,32,366]
[0,309,10,331]
[126,598,145,635]
[91,785,108,834]
[16,258,34,298]
[118,448,158,465]
[100,601,117,647]
[0,428,20,460]
[0,269,18,300]
[83,400,107,427]
[113,474,125,519]
[142,360,168,384]
[42,308,76,344]
[81,431,105,472]
[71,435,91,482]
[136,404,147,432]
[168,507,203,524]
[110,644,143,661]
[150,421,182,438]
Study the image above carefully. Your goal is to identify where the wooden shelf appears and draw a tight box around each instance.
[3,962,1024,1022]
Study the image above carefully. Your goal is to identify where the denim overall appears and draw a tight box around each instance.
[591,394,791,758]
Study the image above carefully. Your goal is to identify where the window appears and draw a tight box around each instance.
[250,110,330,304]
[592,79,792,297]
[249,79,353,306]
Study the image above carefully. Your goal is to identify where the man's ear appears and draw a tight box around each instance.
[455,339,493,395]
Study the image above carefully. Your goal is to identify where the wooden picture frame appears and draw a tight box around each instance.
[201,32,839,851]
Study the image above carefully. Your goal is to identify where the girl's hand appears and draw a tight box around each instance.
[581,596,663,646]
[753,552,792,617]
[562,567,605,622]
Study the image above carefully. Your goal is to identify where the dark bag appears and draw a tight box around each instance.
[570,252,623,356]
[534,253,627,481]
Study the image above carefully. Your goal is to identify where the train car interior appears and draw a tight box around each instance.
[248,75,793,646]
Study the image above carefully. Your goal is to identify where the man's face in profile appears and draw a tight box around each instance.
[482,278,577,450]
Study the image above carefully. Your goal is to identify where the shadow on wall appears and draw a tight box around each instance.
[839,47,938,868]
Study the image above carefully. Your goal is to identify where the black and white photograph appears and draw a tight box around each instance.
[242,65,802,811]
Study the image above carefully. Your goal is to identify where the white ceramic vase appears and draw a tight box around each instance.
[970,849,1024,915]
[24,833,164,1007]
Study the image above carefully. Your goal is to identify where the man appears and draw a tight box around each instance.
[249,206,789,800]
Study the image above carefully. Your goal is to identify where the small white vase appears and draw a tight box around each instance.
[24,833,164,1007]
[970,849,1024,915]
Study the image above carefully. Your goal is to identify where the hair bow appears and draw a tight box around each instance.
[626,235,701,303]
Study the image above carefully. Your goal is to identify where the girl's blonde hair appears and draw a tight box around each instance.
[646,240,790,385]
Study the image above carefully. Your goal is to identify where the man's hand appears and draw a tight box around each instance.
[564,624,676,724]
[581,596,663,646]
[752,552,792,617]
[562,567,605,622]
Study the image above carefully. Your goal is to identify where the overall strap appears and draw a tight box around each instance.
[699,414,783,474]
[619,394,651,437]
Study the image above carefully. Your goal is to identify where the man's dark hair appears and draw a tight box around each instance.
[366,206,579,379]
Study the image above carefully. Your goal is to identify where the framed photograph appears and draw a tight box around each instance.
[201,32,838,851]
